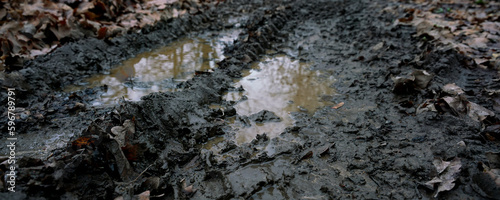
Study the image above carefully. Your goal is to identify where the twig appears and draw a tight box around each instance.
[131,164,153,183]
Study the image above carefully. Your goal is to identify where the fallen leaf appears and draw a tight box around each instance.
[466,37,489,49]
[398,16,414,23]
[416,99,437,114]
[97,27,107,39]
[137,190,150,200]
[482,22,500,35]
[467,101,495,122]
[474,57,489,65]
[472,153,500,199]
[111,119,135,147]
[332,102,344,109]
[443,95,468,115]
[392,75,415,94]
[473,168,500,199]
[442,83,464,95]
[426,157,462,198]
[485,152,500,169]
[76,1,95,15]
[371,42,384,51]
[433,157,451,174]
[411,70,433,89]
[71,136,95,149]
[30,44,58,58]
[183,185,194,193]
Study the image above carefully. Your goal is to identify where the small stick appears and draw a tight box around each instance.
[132,164,153,183]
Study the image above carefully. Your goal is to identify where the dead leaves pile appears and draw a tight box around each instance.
[417,83,495,122]
[0,0,218,70]
[391,0,499,69]
[391,70,496,122]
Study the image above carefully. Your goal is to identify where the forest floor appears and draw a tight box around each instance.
[0,0,499,199]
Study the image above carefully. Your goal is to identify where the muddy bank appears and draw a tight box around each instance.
[1,0,500,199]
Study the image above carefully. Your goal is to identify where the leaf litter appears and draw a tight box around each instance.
[0,0,220,69]
[390,0,500,69]
[416,83,495,122]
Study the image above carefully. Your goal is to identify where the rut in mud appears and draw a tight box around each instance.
[1,0,500,199]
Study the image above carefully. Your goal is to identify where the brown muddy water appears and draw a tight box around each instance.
[65,29,242,105]
[66,31,336,146]
[225,55,336,144]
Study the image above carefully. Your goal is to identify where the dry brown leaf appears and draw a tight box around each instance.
[467,37,489,49]
[417,99,438,114]
[76,1,95,15]
[474,57,489,65]
[467,101,495,122]
[332,102,344,109]
[97,27,107,39]
[30,44,57,58]
[475,12,488,22]
[482,22,500,35]
[0,8,6,19]
[138,190,150,200]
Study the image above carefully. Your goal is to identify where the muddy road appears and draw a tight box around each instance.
[1,0,500,199]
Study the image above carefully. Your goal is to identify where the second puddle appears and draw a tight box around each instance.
[226,55,336,144]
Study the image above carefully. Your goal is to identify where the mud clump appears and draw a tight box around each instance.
[249,110,281,123]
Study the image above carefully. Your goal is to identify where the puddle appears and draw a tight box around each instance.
[65,29,242,105]
[226,55,336,144]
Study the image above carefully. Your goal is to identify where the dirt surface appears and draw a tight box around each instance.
[1,0,500,199]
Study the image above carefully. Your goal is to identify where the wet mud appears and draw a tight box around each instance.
[1,0,500,199]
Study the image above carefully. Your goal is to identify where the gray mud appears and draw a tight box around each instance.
[1,0,499,199]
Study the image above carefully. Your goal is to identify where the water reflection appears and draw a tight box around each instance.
[66,29,242,105]
[226,55,336,144]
